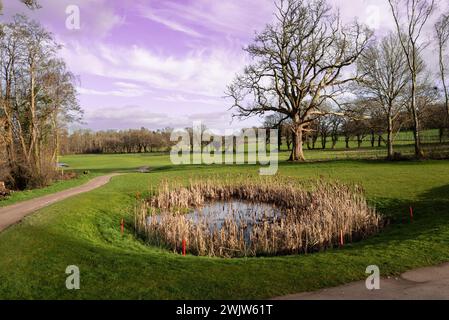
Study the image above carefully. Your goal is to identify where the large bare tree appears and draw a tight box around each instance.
[357,33,410,159]
[435,12,449,124]
[226,0,372,161]
[388,0,436,158]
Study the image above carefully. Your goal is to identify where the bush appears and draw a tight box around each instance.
[0,181,11,199]
[8,156,59,190]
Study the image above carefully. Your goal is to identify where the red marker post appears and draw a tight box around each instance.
[410,206,414,223]
[340,230,344,247]
[120,218,124,235]
[182,239,186,256]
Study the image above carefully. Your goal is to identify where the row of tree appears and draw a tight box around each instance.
[265,102,448,150]
[61,128,173,155]
[64,100,448,156]
[0,15,81,189]
[228,0,449,161]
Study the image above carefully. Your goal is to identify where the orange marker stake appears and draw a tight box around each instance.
[410,206,414,223]
[120,218,124,235]
[182,239,186,256]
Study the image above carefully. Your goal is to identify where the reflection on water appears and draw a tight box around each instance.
[188,201,282,241]
[148,201,283,242]
[188,201,281,225]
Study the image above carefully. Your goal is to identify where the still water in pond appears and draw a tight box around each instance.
[186,201,283,241]
[148,201,284,242]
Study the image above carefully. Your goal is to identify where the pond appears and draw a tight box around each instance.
[185,200,283,241]
[140,179,380,257]
[148,200,283,242]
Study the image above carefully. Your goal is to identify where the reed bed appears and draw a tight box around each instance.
[135,177,382,258]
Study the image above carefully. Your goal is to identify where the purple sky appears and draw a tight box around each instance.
[2,0,446,132]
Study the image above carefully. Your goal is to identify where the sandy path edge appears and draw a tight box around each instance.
[0,174,121,232]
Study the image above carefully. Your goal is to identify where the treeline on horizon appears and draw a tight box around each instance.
[62,102,448,155]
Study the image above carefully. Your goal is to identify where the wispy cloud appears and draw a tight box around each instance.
[141,9,203,38]
[82,105,242,131]
[62,42,247,98]
[77,86,148,98]
[156,94,223,105]
[141,0,274,36]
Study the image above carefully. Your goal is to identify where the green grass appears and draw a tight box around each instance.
[61,152,172,173]
[0,153,449,299]
[0,153,171,207]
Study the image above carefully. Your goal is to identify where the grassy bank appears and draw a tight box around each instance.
[0,155,448,299]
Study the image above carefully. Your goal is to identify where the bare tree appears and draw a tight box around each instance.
[388,0,436,158]
[328,114,342,149]
[264,113,286,150]
[318,116,332,149]
[357,33,410,159]
[227,0,372,161]
[435,12,449,124]
[0,15,80,188]
[18,15,59,177]
[41,58,82,165]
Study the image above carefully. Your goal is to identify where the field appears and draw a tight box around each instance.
[0,147,449,299]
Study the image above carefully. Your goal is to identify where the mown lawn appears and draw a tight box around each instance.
[0,154,449,299]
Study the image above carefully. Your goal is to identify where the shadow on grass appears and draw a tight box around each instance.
[353,184,449,250]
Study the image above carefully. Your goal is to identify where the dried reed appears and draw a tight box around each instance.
[135,177,381,258]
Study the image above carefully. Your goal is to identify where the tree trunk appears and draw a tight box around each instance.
[51,112,60,167]
[411,71,422,158]
[357,135,362,148]
[278,130,282,151]
[289,125,305,161]
[29,61,41,176]
[2,86,16,170]
[387,114,394,160]
[332,135,338,149]
[321,135,327,149]
[439,41,449,127]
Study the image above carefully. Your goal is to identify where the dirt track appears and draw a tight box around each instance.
[0,174,119,232]
[274,263,449,300]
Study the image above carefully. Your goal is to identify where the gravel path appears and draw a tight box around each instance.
[0,174,120,232]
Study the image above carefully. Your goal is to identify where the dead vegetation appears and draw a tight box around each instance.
[135,177,381,258]
[0,181,11,199]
